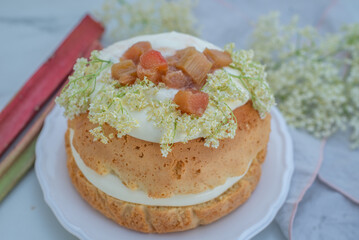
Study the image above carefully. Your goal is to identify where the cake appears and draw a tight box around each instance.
[56,32,275,233]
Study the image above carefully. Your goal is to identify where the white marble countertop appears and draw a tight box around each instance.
[0,0,357,239]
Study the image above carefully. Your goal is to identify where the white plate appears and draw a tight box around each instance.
[35,105,293,240]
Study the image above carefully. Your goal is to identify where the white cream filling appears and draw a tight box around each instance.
[93,32,250,143]
[70,129,252,206]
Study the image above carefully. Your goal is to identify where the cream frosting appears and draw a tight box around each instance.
[69,129,251,206]
[92,32,250,143]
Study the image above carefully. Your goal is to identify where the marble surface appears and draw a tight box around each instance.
[0,0,358,239]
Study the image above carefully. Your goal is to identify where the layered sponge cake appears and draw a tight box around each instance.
[56,32,275,233]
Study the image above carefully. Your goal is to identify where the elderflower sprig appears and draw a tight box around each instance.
[224,44,275,118]
[203,69,249,104]
[87,78,162,142]
[55,51,112,119]
[250,12,359,148]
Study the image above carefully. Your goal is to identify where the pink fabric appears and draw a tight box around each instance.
[316,0,339,28]
[318,174,359,205]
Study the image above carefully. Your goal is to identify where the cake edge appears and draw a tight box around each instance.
[65,129,267,233]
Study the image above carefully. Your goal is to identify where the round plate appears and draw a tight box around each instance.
[35,105,293,240]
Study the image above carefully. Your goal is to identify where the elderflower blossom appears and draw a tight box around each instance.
[89,126,109,144]
[250,12,359,147]
[55,51,112,119]
[203,69,249,104]
[96,0,198,42]
[225,44,275,118]
[344,24,359,148]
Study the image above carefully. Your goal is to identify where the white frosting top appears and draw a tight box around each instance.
[70,129,251,206]
[93,32,250,143]
[100,31,221,61]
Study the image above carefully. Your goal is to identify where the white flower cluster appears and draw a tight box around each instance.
[250,12,359,148]
[96,0,198,42]
[224,44,275,118]
[88,82,138,140]
[344,24,359,148]
[55,51,112,119]
[88,78,162,142]
[204,69,249,104]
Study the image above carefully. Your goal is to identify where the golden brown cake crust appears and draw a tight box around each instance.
[68,101,271,198]
[66,135,266,233]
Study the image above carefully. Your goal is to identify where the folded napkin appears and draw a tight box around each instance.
[275,128,359,239]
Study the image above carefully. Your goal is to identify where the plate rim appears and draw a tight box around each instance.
[239,107,293,239]
[35,106,293,240]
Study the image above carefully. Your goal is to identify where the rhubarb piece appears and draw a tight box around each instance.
[123,41,152,64]
[137,50,168,83]
[0,14,104,157]
[111,60,137,85]
[137,65,161,84]
[111,60,137,79]
[175,48,212,88]
[165,48,195,65]
[119,75,137,86]
[0,134,37,203]
[166,55,181,66]
[176,47,196,59]
[139,50,168,72]
[162,70,191,89]
[203,48,232,69]
[173,90,209,116]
